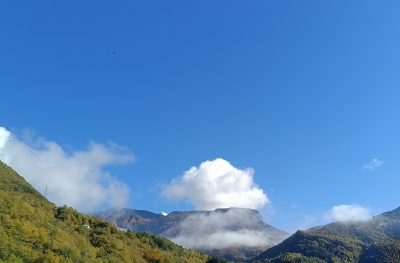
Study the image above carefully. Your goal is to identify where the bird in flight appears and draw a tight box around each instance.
[112,51,116,54]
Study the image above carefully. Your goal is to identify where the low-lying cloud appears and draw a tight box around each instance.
[161,158,269,210]
[164,208,286,250]
[172,230,273,250]
[283,204,373,232]
[324,204,371,222]
[0,127,134,211]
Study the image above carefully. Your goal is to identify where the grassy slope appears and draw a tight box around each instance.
[0,160,230,263]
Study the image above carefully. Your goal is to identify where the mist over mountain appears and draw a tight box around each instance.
[250,207,400,262]
[3,147,400,263]
[91,207,289,262]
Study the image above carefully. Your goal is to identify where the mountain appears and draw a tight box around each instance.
[91,207,289,262]
[250,208,400,263]
[0,160,230,263]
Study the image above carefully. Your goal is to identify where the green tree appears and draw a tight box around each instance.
[377,235,400,263]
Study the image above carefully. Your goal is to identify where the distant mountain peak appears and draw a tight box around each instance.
[91,206,288,262]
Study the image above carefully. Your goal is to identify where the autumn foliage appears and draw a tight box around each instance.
[0,160,230,263]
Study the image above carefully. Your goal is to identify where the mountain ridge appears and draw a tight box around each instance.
[91,207,289,262]
[0,159,230,263]
[3,157,400,263]
[250,207,400,262]
[91,207,277,232]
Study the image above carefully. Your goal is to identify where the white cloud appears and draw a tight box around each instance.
[324,204,371,222]
[161,158,269,210]
[172,229,273,250]
[164,208,286,249]
[0,127,11,149]
[0,127,134,211]
[363,159,384,170]
[282,204,373,232]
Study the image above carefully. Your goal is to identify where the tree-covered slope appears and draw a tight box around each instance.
[250,230,375,263]
[249,208,400,263]
[0,160,230,263]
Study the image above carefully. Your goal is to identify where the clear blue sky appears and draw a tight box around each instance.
[1,1,400,231]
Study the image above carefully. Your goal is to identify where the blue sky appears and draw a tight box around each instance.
[1,1,400,231]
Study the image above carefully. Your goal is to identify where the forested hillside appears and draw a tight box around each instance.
[0,160,230,263]
[249,208,400,263]
[250,230,377,263]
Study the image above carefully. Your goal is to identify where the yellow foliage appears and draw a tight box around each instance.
[0,161,221,263]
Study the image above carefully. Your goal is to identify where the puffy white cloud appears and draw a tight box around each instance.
[363,159,384,170]
[161,158,269,210]
[0,127,134,211]
[324,204,371,222]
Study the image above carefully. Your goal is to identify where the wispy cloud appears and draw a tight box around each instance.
[161,158,269,210]
[363,159,384,170]
[284,204,372,232]
[323,204,371,222]
[0,127,134,211]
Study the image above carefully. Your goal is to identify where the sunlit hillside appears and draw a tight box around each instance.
[0,160,230,263]
[249,208,400,263]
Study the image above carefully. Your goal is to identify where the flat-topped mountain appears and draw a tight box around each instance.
[91,207,289,262]
[91,207,282,235]
[5,155,400,263]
